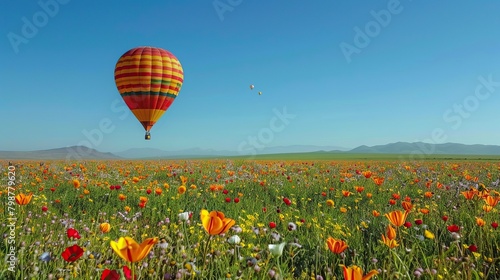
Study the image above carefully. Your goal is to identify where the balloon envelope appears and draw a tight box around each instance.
[114,46,184,132]
[250,85,254,90]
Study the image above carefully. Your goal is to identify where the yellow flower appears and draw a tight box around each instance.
[110,236,158,263]
[381,234,399,248]
[424,230,435,239]
[200,209,236,235]
[326,199,335,207]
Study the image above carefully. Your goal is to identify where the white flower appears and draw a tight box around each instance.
[227,235,241,245]
[268,242,286,257]
[178,212,191,221]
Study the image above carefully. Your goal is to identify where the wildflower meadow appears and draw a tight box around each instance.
[1,159,500,279]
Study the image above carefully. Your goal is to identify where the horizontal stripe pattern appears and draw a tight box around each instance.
[114,47,183,95]
[114,46,183,132]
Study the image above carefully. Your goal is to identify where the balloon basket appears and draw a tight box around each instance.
[145,132,151,140]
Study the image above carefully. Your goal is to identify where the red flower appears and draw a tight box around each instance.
[269,222,276,229]
[146,189,152,194]
[283,197,291,206]
[138,202,146,208]
[234,197,240,203]
[468,244,478,252]
[110,185,115,190]
[67,228,81,239]
[442,216,448,222]
[389,199,396,205]
[223,189,229,194]
[492,222,498,229]
[61,244,84,262]
[115,185,121,190]
[447,224,460,233]
[101,266,133,280]
[262,207,267,212]
[403,221,412,228]
[41,206,48,212]
[415,219,423,225]
[101,269,120,280]
[225,197,231,203]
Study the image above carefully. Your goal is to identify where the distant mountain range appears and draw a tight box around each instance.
[0,146,120,160]
[1,142,500,160]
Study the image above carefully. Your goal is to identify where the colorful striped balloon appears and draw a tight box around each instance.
[114,46,183,138]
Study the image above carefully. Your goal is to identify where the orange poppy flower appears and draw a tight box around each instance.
[373,177,384,186]
[476,217,486,227]
[362,171,372,178]
[372,210,380,217]
[386,225,396,240]
[178,185,187,194]
[420,208,430,215]
[110,237,158,263]
[484,195,500,207]
[461,189,476,200]
[15,193,33,205]
[401,201,413,212]
[180,175,188,185]
[424,192,433,198]
[326,237,348,254]
[342,265,378,280]
[100,223,111,233]
[201,209,236,235]
[385,210,408,227]
[355,186,364,193]
[155,188,162,195]
[342,190,351,197]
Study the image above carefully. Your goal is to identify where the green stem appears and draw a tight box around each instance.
[276,256,284,279]
[182,221,191,255]
[131,263,136,280]
[202,235,213,273]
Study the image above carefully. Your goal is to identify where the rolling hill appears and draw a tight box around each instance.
[1,142,500,160]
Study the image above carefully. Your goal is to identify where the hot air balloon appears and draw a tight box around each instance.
[258,91,262,95]
[250,85,255,90]
[114,46,184,140]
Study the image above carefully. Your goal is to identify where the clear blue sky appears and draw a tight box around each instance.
[2,0,500,153]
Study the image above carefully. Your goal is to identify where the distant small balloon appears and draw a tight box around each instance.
[250,85,255,90]
[258,91,262,95]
